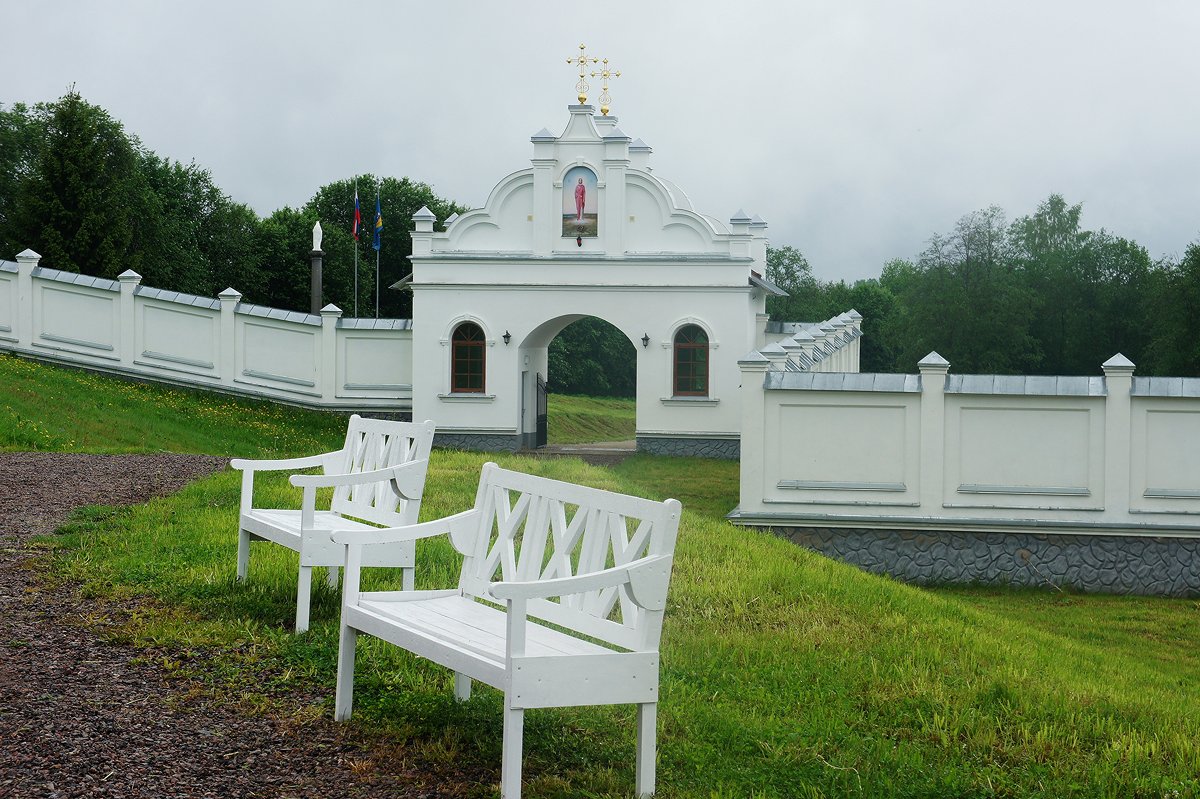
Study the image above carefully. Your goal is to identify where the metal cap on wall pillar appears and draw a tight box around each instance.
[916,350,945,383]
[1101,352,1136,379]
[760,341,789,371]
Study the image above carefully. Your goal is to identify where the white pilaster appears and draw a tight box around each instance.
[738,352,771,514]
[320,303,343,400]
[218,287,242,384]
[1102,353,1136,519]
[918,352,951,511]
[117,269,141,369]
[14,249,39,350]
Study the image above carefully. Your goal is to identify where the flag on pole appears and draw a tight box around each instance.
[353,189,362,241]
[372,191,383,251]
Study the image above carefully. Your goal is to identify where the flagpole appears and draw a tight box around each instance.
[374,181,382,319]
[353,180,359,318]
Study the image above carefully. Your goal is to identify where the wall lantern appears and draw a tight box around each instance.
[576,236,583,247]
[641,333,650,348]
[502,330,512,345]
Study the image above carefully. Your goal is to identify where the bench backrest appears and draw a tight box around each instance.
[458,463,682,653]
[328,416,435,527]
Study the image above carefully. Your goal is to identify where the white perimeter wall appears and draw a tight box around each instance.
[0,252,412,411]
[734,354,1200,535]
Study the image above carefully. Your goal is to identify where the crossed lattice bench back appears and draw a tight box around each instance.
[457,464,679,653]
[331,416,429,527]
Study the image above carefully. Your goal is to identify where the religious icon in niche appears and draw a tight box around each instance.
[562,166,598,238]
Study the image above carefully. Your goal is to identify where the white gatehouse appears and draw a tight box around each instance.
[409,102,856,457]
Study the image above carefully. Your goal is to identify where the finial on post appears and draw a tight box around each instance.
[567,43,598,104]
[312,220,322,252]
[590,58,621,116]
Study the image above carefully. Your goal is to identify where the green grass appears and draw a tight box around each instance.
[0,352,346,456]
[8,355,1200,798]
[546,393,635,444]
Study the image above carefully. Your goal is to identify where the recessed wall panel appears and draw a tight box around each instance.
[0,275,14,336]
[1143,409,1200,495]
[141,304,218,370]
[40,286,116,351]
[341,334,412,391]
[241,321,317,387]
[775,402,908,486]
[957,406,1090,490]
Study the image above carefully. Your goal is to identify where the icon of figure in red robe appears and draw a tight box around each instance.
[574,177,586,221]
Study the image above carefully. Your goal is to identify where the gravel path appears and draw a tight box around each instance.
[0,453,466,799]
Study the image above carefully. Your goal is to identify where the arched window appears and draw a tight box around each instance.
[451,323,486,393]
[673,324,709,396]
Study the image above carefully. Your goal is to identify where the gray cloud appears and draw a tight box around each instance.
[5,0,1197,281]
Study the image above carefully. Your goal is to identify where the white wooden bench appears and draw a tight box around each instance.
[331,462,682,798]
[230,416,435,632]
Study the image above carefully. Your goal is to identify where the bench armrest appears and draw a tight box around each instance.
[489,554,673,611]
[230,451,340,472]
[289,459,428,499]
[331,508,482,548]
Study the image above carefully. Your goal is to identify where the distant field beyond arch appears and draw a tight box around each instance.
[546,317,637,445]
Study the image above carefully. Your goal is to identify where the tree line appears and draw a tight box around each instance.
[766,196,1200,377]
[3,91,1196,390]
[0,91,462,318]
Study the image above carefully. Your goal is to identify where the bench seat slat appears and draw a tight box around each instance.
[356,595,613,663]
[242,510,415,567]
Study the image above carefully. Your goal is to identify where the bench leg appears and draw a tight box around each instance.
[635,702,657,797]
[326,565,340,589]
[402,565,415,592]
[501,699,524,798]
[296,564,313,633]
[453,672,472,702]
[236,528,250,582]
[334,624,357,721]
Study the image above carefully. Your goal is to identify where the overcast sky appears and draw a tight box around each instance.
[5,1,1197,282]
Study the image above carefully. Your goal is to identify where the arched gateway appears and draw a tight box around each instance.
[410,103,787,458]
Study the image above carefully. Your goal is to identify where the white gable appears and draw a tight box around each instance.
[417,104,762,262]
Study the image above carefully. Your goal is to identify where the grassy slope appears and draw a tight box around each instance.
[5,354,1200,798]
[546,394,635,444]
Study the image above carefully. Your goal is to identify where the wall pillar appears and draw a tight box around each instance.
[1102,353,1136,518]
[738,351,772,514]
[754,312,770,350]
[117,269,142,369]
[14,249,39,350]
[320,303,343,401]
[918,352,951,511]
[218,287,242,385]
[848,310,863,371]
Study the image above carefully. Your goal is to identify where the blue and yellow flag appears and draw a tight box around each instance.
[372,192,383,251]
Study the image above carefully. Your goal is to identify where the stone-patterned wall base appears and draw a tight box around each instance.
[433,432,521,452]
[636,436,740,459]
[773,526,1200,597]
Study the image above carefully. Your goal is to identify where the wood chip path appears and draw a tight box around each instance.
[0,452,474,799]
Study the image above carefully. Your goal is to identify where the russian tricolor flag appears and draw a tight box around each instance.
[353,189,362,241]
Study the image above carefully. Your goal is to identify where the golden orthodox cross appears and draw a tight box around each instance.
[566,43,598,104]
[590,58,621,116]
